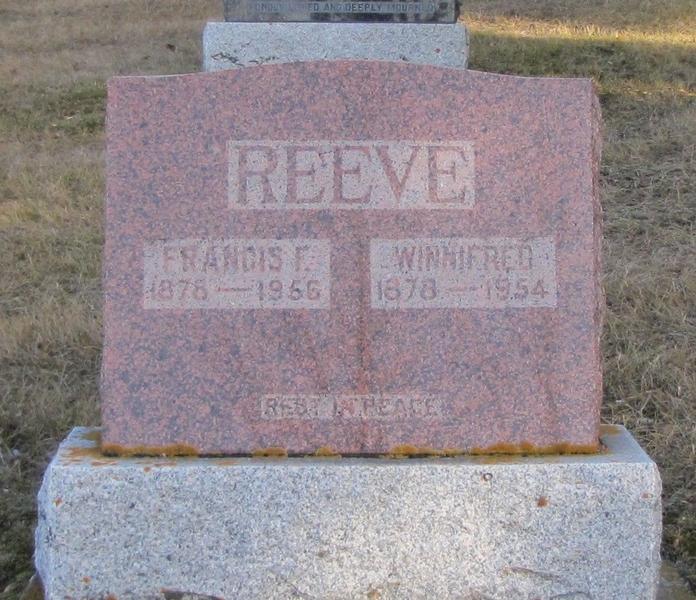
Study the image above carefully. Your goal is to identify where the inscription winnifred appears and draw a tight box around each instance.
[228,140,475,209]
[371,237,558,309]
[261,395,445,420]
[143,239,330,309]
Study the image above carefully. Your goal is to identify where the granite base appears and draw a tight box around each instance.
[202,22,469,71]
[36,426,661,599]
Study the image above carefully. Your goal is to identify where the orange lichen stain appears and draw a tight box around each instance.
[376,439,602,459]
[469,440,600,455]
[386,445,442,458]
[105,594,118,600]
[79,430,102,443]
[53,497,63,507]
[251,447,288,458]
[313,446,341,457]
[101,443,199,458]
[90,460,118,467]
[470,442,519,455]
[81,576,91,584]
[215,459,238,466]
[441,448,465,457]
[143,466,152,473]
[64,445,102,461]
[537,496,549,508]
[600,424,622,435]
[367,589,381,599]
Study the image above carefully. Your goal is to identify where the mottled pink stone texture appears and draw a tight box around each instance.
[102,61,603,455]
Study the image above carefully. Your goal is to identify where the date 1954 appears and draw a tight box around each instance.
[371,237,557,309]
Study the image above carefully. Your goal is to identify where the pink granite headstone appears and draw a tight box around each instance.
[102,61,603,455]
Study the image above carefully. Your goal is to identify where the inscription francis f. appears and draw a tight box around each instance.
[143,238,330,309]
[228,140,475,209]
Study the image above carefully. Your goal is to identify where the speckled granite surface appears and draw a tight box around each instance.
[202,22,469,71]
[103,62,603,455]
[35,426,660,599]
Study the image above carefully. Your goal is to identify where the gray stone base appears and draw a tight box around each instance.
[36,426,661,599]
[202,22,469,71]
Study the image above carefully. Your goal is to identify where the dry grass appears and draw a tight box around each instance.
[0,0,694,597]
[464,1,696,587]
[0,2,219,596]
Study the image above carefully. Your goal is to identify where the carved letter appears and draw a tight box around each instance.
[237,146,278,205]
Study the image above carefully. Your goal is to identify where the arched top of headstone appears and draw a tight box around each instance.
[103,60,602,456]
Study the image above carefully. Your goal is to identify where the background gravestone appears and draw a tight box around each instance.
[223,0,458,22]
[102,62,603,456]
[204,0,468,71]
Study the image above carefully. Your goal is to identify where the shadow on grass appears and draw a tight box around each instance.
[466,28,695,91]
[465,22,696,592]
[461,0,696,32]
